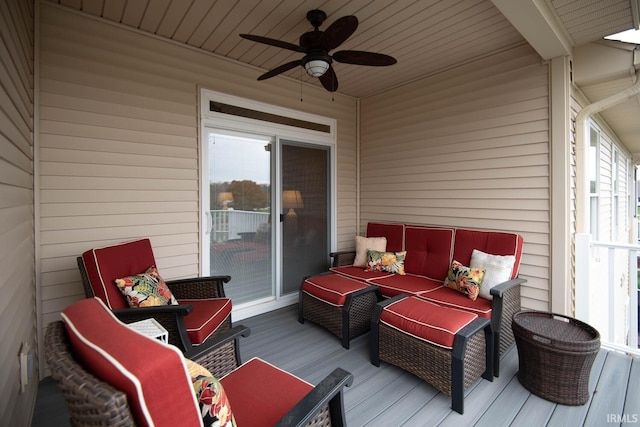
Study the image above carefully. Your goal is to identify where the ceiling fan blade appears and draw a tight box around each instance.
[320,16,358,50]
[332,50,397,66]
[318,66,338,92]
[257,60,302,80]
[240,34,305,53]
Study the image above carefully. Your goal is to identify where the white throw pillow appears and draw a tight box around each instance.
[470,249,516,300]
[353,236,387,267]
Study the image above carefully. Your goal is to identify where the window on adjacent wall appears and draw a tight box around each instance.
[589,125,600,239]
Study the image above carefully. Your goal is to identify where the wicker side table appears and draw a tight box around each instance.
[512,311,600,405]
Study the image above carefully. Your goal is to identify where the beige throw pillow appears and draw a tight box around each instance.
[353,236,387,267]
[470,249,515,300]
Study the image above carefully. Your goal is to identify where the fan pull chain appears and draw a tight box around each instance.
[300,68,303,102]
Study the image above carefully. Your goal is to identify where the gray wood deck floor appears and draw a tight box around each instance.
[33,305,639,427]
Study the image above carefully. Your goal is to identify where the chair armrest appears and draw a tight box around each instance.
[186,324,250,360]
[166,275,231,299]
[112,305,194,352]
[275,368,354,427]
[489,278,526,299]
[330,251,356,267]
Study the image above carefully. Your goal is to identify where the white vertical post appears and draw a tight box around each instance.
[575,233,592,322]
[629,249,639,348]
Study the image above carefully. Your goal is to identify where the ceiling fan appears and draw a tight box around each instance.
[240,9,397,92]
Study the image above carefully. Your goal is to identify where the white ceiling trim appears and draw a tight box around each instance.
[491,0,572,59]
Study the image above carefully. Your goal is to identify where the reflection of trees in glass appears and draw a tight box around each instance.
[211,180,269,211]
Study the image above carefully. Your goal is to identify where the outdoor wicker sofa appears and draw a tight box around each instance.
[306,222,526,377]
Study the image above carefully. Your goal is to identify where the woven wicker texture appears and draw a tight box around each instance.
[512,311,600,405]
[378,323,486,396]
[332,252,356,267]
[302,289,378,343]
[45,322,136,427]
[499,285,521,357]
[192,339,238,378]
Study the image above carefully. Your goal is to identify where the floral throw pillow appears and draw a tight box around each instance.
[444,260,485,301]
[114,266,178,308]
[192,375,236,427]
[365,249,406,275]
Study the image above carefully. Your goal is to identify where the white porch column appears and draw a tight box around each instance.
[550,56,572,315]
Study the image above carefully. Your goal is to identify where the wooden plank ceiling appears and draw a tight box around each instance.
[42,0,635,99]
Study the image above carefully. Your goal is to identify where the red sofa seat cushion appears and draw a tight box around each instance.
[403,226,455,280]
[61,298,201,427]
[181,298,232,345]
[418,287,493,319]
[380,296,478,349]
[220,357,313,427]
[369,274,442,297]
[81,239,157,310]
[302,273,371,306]
[330,265,394,281]
[366,222,405,252]
[452,229,524,279]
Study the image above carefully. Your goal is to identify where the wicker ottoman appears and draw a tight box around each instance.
[299,273,381,349]
[512,311,600,405]
[371,295,493,414]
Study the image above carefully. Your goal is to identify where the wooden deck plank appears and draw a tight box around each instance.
[34,305,639,427]
[583,351,633,427]
[623,357,640,420]
[546,348,607,427]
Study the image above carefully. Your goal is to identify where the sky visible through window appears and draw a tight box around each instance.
[605,28,640,44]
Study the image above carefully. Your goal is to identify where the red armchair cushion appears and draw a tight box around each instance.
[181,298,232,345]
[302,273,371,306]
[61,298,201,427]
[220,358,313,427]
[380,296,478,349]
[418,287,493,319]
[81,239,157,310]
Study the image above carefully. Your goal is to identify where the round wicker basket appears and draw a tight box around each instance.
[512,310,600,405]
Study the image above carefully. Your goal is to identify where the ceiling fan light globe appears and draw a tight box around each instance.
[304,59,330,77]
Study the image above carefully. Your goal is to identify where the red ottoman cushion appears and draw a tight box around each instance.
[380,296,478,349]
[303,273,371,306]
[418,287,492,319]
[180,297,232,345]
[220,358,313,427]
[369,274,442,297]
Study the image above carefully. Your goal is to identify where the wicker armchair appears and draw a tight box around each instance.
[44,298,353,427]
[77,238,234,360]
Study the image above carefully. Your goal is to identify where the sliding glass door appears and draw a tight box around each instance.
[281,141,330,295]
[205,130,274,305]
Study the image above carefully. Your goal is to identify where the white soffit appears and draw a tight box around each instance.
[491,0,572,59]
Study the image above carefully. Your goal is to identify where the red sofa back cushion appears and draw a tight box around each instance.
[366,222,405,252]
[81,239,157,309]
[452,229,524,279]
[61,298,201,427]
[403,226,454,280]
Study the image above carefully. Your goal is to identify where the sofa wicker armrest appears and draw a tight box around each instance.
[166,275,231,299]
[489,277,526,377]
[275,368,354,427]
[330,251,356,267]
